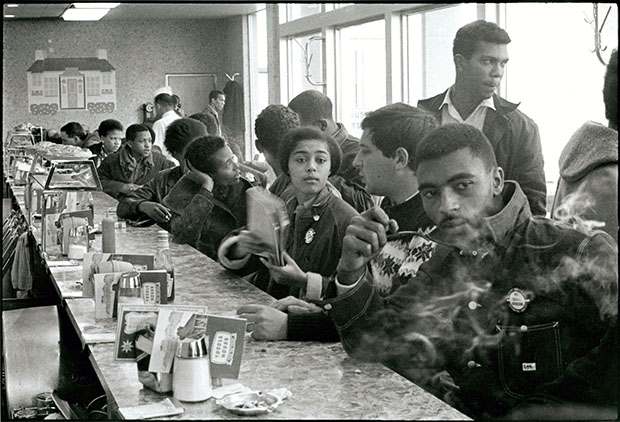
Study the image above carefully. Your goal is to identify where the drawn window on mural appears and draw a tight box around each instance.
[87,76,101,96]
[32,73,42,87]
[44,77,58,97]
[102,72,112,86]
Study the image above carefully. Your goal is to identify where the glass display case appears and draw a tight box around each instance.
[3,131,35,180]
[26,159,102,251]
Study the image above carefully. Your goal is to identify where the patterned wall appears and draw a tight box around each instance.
[2,17,243,142]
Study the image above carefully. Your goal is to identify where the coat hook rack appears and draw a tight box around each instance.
[226,73,240,81]
[294,36,326,86]
[584,4,612,66]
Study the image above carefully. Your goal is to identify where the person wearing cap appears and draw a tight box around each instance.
[152,90,182,163]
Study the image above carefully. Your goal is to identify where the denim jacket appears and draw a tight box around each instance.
[323,182,618,417]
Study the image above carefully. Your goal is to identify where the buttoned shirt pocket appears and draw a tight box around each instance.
[496,321,563,398]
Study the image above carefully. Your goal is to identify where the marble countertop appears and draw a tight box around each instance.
[6,182,469,420]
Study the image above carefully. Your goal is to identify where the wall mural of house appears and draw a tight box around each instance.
[27,49,117,116]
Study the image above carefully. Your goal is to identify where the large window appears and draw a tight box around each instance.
[503,3,617,192]
[283,32,324,103]
[270,3,617,202]
[406,4,478,103]
[337,19,386,137]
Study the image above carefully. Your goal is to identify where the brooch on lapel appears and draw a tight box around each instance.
[304,228,316,244]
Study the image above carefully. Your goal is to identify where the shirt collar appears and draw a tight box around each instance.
[331,123,348,145]
[119,143,154,168]
[440,86,496,112]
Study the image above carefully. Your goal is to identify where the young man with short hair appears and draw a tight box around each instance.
[165,135,254,260]
[88,119,124,167]
[60,122,87,147]
[152,93,182,162]
[98,124,174,199]
[288,90,374,212]
[202,89,226,136]
[418,20,547,216]
[116,118,208,229]
[323,123,617,418]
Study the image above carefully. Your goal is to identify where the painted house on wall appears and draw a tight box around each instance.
[27,49,117,116]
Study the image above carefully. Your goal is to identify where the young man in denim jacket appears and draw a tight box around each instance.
[322,124,617,418]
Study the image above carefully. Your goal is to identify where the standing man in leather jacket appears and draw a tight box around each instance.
[418,20,547,216]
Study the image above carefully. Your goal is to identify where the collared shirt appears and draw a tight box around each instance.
[440,86,495,130]
[152,110,182,160]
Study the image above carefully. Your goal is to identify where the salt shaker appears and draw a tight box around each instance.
[116,271,143,309]
[173,336,212,402]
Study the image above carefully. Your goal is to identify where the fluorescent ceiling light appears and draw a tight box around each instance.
[5,14,15,17]
[72,3,120,8]
[6,4,19,7]
[62,7,111,21]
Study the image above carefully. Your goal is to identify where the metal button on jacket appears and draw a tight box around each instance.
[323,303,332,311]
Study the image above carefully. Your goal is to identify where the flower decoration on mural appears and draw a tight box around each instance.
[30,103,58,116]
[88,102,115,114]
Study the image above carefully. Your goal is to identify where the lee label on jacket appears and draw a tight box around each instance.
[522,362,536,371]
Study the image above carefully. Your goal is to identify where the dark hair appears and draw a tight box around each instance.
[413,124,497,172]
[172,94,181,105]
[164,118,208,156]
[453,20,511,58]
[279,127,341,176]
[97,119,124,138]
[154,93,175,107]
[603,49,618,127]
[184,135,227,176]
[288,90,333,124]
[125,124,151,142]
[209,89,225,102]
[361,103,438,170]
[188,113,218,135]
[254,105,300,155]
[60,122,85,140]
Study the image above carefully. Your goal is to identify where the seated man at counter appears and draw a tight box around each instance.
[116,118,207,229]
[236,104,438,341]
[87,119,124,167]
[98,124,174,199]
[322,124,618,418]
[165,135,254,260]
[60,121,89,147]
[288,90,374,212]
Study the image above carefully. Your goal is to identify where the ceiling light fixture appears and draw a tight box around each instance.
[5,14,15,17]
[72,3,120,8]
[62,7,111,21]
[6,4,19,7]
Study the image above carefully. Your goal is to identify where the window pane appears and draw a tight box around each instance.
[288,33,323,101]
[504,3,617,191]
[407,4,477,103]
[337,19,386,137]
[288,3,322,21]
